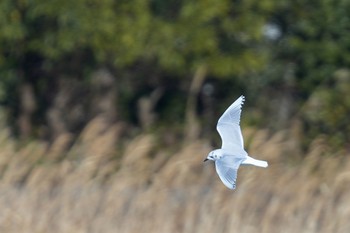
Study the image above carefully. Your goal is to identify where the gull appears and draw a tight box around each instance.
[204,95,268,189]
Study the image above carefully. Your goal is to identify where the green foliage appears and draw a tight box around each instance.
[0,0,270,72]
[1,0,350,153]
[264,0,350,92]
[302,69,350,149]
[144,0,271,76]
[0,0,271,127]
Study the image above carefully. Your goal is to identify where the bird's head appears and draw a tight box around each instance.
[204,150,220,162]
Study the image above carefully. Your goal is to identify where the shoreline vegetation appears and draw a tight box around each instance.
[0,116,349,233]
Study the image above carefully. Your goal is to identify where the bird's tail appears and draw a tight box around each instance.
[242,156,268,168]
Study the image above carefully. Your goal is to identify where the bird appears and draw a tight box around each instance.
[204,95,268,190]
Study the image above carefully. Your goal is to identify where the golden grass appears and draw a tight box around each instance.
[0,116,350,232]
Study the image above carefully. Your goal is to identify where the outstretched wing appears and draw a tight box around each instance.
[215,156,244,190]
[216,95,245,150]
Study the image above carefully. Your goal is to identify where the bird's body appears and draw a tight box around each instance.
[204,95,268,190]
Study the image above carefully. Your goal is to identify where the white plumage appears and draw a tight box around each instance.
[204,95,268,190]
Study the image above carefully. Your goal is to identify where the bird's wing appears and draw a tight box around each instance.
[216,95,245,150]
[215,157,243,190]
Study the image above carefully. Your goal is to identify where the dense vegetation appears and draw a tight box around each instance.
[1,0,350,151]
[2,2,350,232]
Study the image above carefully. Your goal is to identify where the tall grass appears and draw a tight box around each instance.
[0,116,350,233]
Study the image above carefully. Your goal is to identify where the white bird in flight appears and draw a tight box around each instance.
[204,95,268,190]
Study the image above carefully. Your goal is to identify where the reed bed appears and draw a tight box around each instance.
[0,116,349,233]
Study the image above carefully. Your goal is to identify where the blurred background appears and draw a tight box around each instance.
[1,0,350,232]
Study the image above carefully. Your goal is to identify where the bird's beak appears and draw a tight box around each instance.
[203,158,209,162]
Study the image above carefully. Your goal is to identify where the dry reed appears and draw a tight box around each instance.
[0,116,350,233]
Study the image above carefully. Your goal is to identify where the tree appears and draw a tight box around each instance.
[253,0,350,149]
[0,0,276,141]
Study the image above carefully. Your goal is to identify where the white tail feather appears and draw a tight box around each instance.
[242,156,268,168]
